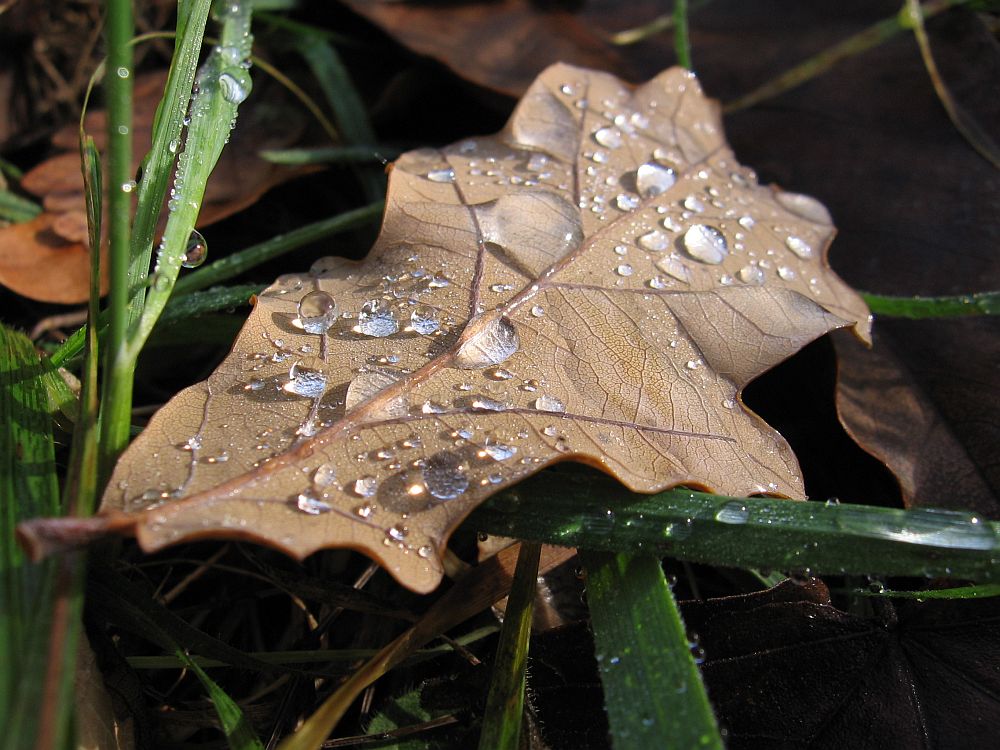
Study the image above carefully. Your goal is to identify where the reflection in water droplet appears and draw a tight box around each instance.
[655,254,692,283]
[297,291,338,334]
[422,451,469,500]
[297,490,332,515]
[836,506,997,551]
[775,191,832,224]
[218,70,250,104]
[681,225,728,264]
[534,394,566,413]
[386,524,408,542]
[354,300,399,337]
[738,264,765,285]
[648,276,668,290]
[454,316,519,369]
[715,501,749,524]
[418,545,433,558]
[182,230,208,268]
[355,501,376,518]
[636,163,676,197]
[409,305,440,335]
[777,265,796,281]
[354,476,378,497]
[594,127,622,148]
[784,235,813,259]
[616,264,634,277]
[639,230,669,252]
[738,215,755,229]
[427,168,455,183]
[282,359,327,398]
[485,366,513,381]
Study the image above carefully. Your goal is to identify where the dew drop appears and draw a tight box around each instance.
[648,276,669,290]
[594,127,623,148]
[616,264,634,277]
[530,305,545,318]
[655,254,692,283]
[312,463,337,488]
[422,451,470,500]
[777,265,797,281]
[715,501,749,525]
[409,305,440,335]
[345,369,401,411]
[296,490,332,515]
[681,224,728,264]
[534,394,566,413]
[784,235,813,259]
[775,191,832,224]
[218,70,250,104]
[354,300,399,337]
[636,163,677,197]
[638,229,669,252]
[686,359,702,370]
[454,315,519,369]
[543,425,558,437]
[418,545,434,558]
[683,195,706,213]
[472,396,510,412]
[738,264,765,285]
[354,501,376,518]
[181,230,208,268]
[427,167,455,183]
[738,215,755,230]
[485,366,513,381]
[353,476,378,497]
[297,291,338,334]
[616,193,639,211]
[483,440,517,461]
[386,524,408,542]
[282,358,327,398]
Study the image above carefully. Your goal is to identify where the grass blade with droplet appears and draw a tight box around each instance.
[582,551,723,750]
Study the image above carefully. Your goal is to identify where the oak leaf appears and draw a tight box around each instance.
[96,64,869,592]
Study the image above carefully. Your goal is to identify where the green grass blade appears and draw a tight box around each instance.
[582,552,723,750]
[259,145,399,165]
[159,283,262,324]
[470,472,1000,580]
[173,201,383,294]
[673,0,692,69]
[127,1,254,359]
[177,649,266,750]
[0,189,42,223]
[862,290,1000,318]
[478,542,540,750]
[0,324,67,749]
[861,583,1000,600]
[127,0,213,317]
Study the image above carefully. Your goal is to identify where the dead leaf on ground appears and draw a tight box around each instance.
[77,63,870,593]
[0,71,309,304]
[691,580,1000,748]
[342,0,676,98]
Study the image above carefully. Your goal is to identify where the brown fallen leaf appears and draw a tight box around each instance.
[0,71,309,304]
[37,64,868,593]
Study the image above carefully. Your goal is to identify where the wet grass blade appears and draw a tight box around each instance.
[158,284,263,325]
[862,290,1000,318]
[582,552,723,750]
[259,145,400,165]
[860,583,1000,600]
[478,541,541,750]
[471,472,1000,581]
[178,650,266,750]
[0,324,66,749]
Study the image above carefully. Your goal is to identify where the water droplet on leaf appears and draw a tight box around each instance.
[636,163,676,197]
[422,451,469,500]
[409,305,440,335]
[534,394,566,413]
[681,225,728,264]
[297,291,338,334]
[454,315,519,369]
[182,230,208,268]
[354,300,399,337]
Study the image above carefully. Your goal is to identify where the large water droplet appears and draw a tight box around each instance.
[616,264,634,277]
[534,394,566,413]
[471,396,510,412]
[454,315,519,369]
[182,230,208,268]
[715,501,749,525]
[297,291,338,334]
[218,69,251,104]
[345,369,403,412]
[282,358,327,398]
[638,230,669,252]
[836,506,997,551]
[681,224,728,264]
[636,163,676,197]
[483,440,517,461]
[594,127,623,148]
[655,254,691,283]
[682,195,706,213]
[784,235,813,259]
[354,300,399,337]
[409,305,440,335]
[422,451,469,500]
[475,193,583,276]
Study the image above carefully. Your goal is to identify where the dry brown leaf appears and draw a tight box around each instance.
[0,72,308,304]
[93,64,869,593]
